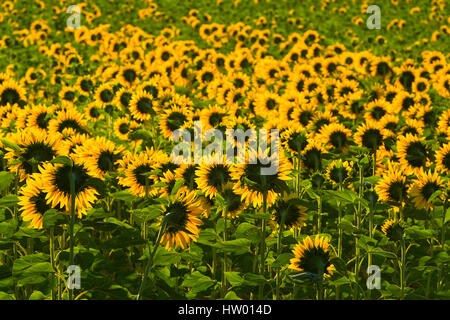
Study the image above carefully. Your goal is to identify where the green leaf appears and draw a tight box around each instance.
[243,273,267,286]
[221,291,242,300]
[42,209,66,228]
[405,226,435,240]
[12,253,53,286]
[0,171,15,192]
[0,195,19,208]
[50,156,73,166]
[290,272,323,281]
[270,253,293,268]
[0,291,14,300]
[235,222,259,243]
[29,291,48,300]
[224,271,244,287]
[109,191,136,203]
[214,239,252,255]
[1,139,20,152]
[181,271,215,293]
[171,179,184,195]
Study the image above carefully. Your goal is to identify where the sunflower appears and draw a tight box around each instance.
[317,123,351,152]
[159,106,191,139]
[270,193,307,231]
[39,159,99,217]
[289,235,335,278]
[397,134,429,174]
[281,126,308,155]
[195,158,232,199]
[160,191,204,250]
[375,161,409,207]
[114,117,139,141]
[118,151,162,198]
[363,99,391,123]
[74,137,124,180]
[94,83,116,106]
[354,120,386,152]
[158,170,178,197]
[291,102,316,129]
[200,105,229,131]
[218,182,246,219]
[18,172,59,229]
[85,103,103,122]
[48,108,89,136]
[437,109,450,135]
[4,128,62,181]
[231,148,292,207]
[409,169,446,210]
[175,164,200,193]
[57,133,90,156]
[75,76,94,95]
[436,143,450,175]
[301,141,327,171]
[26,104,54,133]
[129,90,159,122]
[381,219,404,241]
[309,110,337,134]
[254,90,281,118]
[326,160,353,186]
[118,64,140,87]
[0,79,26,107]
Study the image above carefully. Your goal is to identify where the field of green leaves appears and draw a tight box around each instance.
[0,0,448,300]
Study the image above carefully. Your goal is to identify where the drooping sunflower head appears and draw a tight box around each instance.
[160,191,204,250]
[0,79,26,108]
[281,126,308,155]
[375,161,409,207]
[289,235,335,278]
[118,152,162,198]
[354,120,386,152]
[409,168,446,210]
[4,128,62,181]
[397,134,429,174]
[317,123,351,152]
[381,219,404,242]
[326,160,352,186]
[301,141,326,172]
[270,193,307,231]
[195,158,232,199]
[436,143,450,175]
[18,173,59,229]
[39,159,99,217]
[129,90,159,122]
[231,148,292,207]
[74,136,124,180]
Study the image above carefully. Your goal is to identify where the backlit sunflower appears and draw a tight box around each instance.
[26,104,54,133]
[381,219,404,241]
[354,120,386,152]
[317,123,351,152]
[18,172,59,229]
[397,134,429,174]
[175,164,200,193]
[270,193,307,231]
[409,169,447,210]
[195,157,232,199]
[4,128,62,181]
[48,108,89,136]
[301,141,327,171]
[231,148,292,207]
[326,160,353,186]
[281,126,308,155]
[129,90,159,122]
[375,161,409,207]
[74,136,124,179]
[159,106,191,139]
[0,79,26,107]
[289,235,335,278]
[39,159,99,217]
[160,191,204,250]
[436,143,450,175]
[118,151,162,198]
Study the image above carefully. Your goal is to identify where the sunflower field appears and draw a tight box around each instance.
[0,0,448,301]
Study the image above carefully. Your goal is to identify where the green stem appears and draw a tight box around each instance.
[275,221,284,300]
[69,166,76,301]
[317,195,322,234]
[137,220,166,300]
[441,200,447,249]
[222,208,228,297]
[400,238,406,297]
[49,227,56,300]
[258,191,268,299]
[353,162,363,300]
